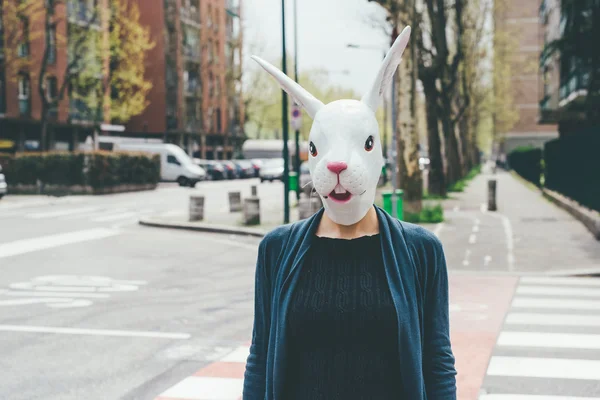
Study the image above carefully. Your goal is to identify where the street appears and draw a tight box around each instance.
[0,182,260,400]
[0,175,599,400]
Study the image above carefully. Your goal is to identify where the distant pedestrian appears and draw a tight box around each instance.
[243,26,456,400]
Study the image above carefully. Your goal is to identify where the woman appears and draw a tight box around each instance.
[243,26,456,400]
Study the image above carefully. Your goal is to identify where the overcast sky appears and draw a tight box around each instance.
[242,0,392,97]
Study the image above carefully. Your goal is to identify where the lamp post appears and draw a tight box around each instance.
[281,0,290,223]
[346,43,389,185]
[293,0,300,201]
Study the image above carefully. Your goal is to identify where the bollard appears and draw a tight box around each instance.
[228,191,242,212]
[488,179,497,211]
[251,185,258,197]
[243,197,260,225]
[189,195,205,221]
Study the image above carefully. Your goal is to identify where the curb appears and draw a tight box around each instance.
[542,188,600,241]
[139,218,267,238]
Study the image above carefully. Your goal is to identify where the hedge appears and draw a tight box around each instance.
[508,146,542,186]
[4,151,160,191]
[545,135,600,212]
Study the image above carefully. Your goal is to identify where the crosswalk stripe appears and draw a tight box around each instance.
[91,212,139,222]
[27,207,99,219]
[520,277,600,287]
[487,356,600,380]
[505,313,600,327]
[516,286,600,298]
[0,228,119,259]
[512,297,600,310]
[498,331,600,350]
[160,376,243,399]
[480,395,600,400]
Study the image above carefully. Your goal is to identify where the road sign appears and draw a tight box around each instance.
[291,105,302,131]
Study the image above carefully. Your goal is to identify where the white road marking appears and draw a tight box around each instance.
[484,255,492,267]
[488,212,515,271]
[505,313,600,327]
[487,356,600,380]
[91,211,138,222]
[480,395,600,400]
[160,376,243,399]
[0,228,118,259]
[27,207,99,219]
[469,233,477,244]
[463,249,471,266]
[0,298,71,306]
[220,346,250,363]
[513,297,600,310]
[0,325,191,339]
[433,223,444,238]
[520,277,600,287]
[517,285,600,297]
[2,290,109,299]
[472,225,480,233]
[498,331,600,350]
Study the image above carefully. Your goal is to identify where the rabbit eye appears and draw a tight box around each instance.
[309,141,318,157]
[364,136,374,152]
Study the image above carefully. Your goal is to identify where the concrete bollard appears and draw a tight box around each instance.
[228,191,242,212]
[189,195,205,221]
[488,179,497,211]
[243,197,260,225]
[251,185,258,197]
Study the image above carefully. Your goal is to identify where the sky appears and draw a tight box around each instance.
[242,0,392,97]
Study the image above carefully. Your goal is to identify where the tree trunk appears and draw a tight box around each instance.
[440,92,461,185]
[422,77,446,197]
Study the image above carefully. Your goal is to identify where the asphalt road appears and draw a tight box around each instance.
[0,182,261,400]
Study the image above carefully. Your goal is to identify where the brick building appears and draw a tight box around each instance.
[126,0,244,160]
[0,0,110,152]
[496,0,558,155]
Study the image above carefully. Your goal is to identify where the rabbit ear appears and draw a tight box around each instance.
[361,26,411,112]
[251,55,325,119]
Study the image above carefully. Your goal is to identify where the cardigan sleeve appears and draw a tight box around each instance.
[422,236,457,399]
[243,237,271,400]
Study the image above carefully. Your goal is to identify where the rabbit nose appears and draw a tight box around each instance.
[327,161,348,174]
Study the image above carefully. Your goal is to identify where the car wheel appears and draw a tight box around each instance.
[177,176,189,187]
[188,180,197,188]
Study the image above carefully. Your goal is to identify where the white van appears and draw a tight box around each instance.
[116,143,206,187]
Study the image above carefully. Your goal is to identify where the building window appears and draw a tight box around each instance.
[209,72,214,97]
[216,108,222,132]
[48,26,57,64]
[18,17,30,57]
[18,74,30,116]
[46,76,58,102]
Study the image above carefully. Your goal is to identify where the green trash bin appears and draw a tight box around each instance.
[289,172,298,191]
[382,189,404,220]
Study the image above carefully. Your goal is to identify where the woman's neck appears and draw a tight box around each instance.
[315,206,379,239]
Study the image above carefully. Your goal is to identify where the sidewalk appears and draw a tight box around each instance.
[438,166,600,275]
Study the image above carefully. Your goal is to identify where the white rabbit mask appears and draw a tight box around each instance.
[252,27,411,226]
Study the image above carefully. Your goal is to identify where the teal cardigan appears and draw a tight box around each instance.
[243,206,456,399]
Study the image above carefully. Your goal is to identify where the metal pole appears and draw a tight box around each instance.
[281,0,290,224]
[390,69,397,218]
[293,0,300,201]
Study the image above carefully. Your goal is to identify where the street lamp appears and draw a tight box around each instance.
[346,43,390,185]
[281,0,290,224]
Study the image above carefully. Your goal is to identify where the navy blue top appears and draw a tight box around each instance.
[284,234,402,399]
[242,206,457,400]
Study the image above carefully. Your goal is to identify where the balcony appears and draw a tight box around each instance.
[180,6,201,26]
[538,90,559,124]
[184,79,202,98]
[559,70,589,108]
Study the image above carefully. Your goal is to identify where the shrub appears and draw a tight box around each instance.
[4,151,160,191]
[404,204,444,223]
[508,146,542,186]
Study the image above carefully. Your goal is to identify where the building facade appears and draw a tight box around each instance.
[538,0,594,136]
[126,0,244,160]
[496,0,558,155]
[0,0,110,152]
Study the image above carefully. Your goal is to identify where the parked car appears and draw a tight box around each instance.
[299,161,312,194]
[250,159,263,177]
[259,158,284,182]
[116,143,206,187]
[221,161,239,179]
[193,159,226,180]
[0,165,7,199]
[235,160,255,179]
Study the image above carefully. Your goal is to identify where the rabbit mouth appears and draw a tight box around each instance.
[328,184,352,203]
